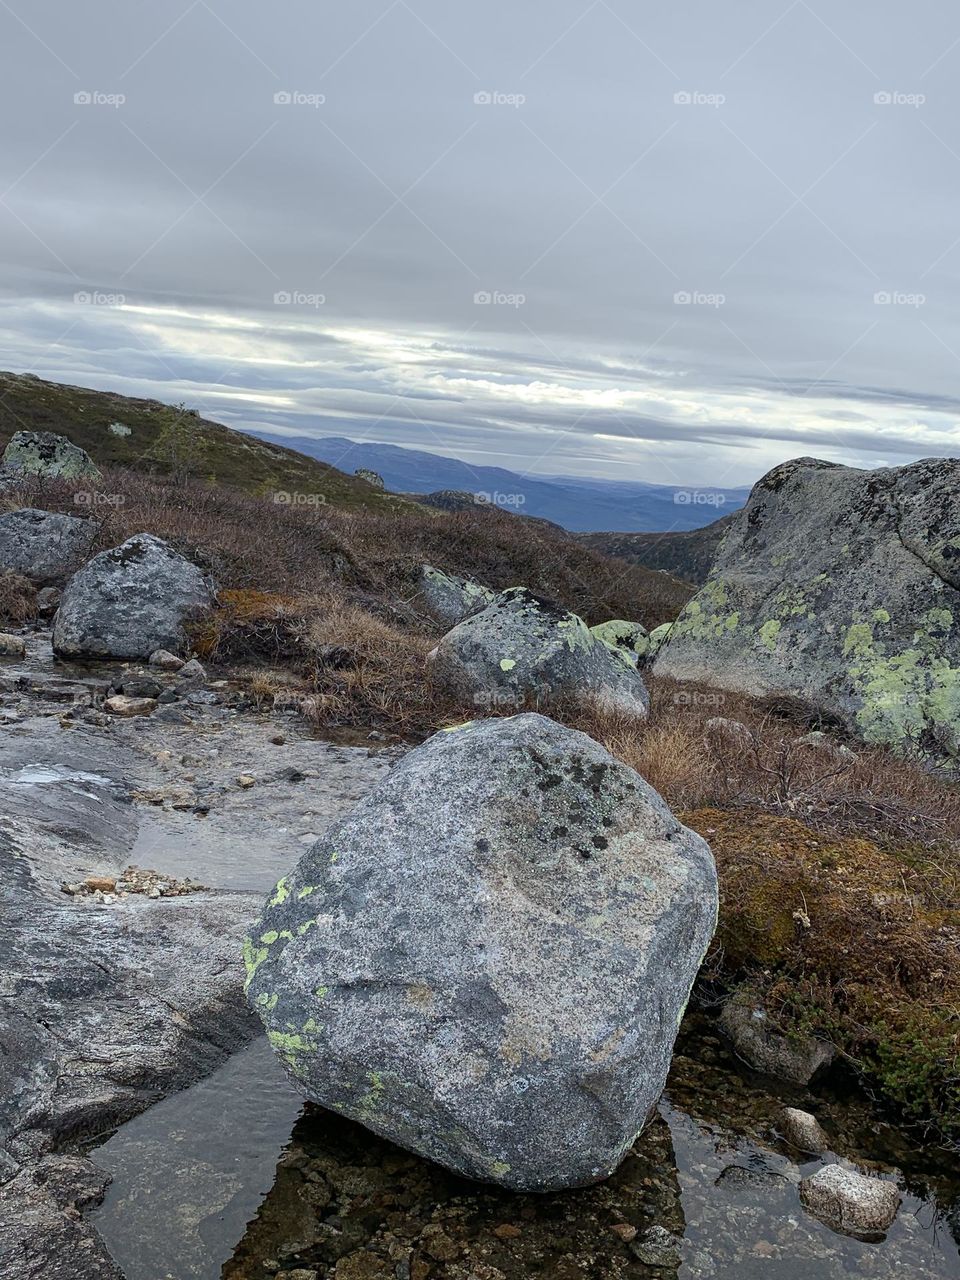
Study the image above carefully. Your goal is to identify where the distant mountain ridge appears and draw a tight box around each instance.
[260,434,750,533]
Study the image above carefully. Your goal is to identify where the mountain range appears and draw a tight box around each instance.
[258,434,751,533]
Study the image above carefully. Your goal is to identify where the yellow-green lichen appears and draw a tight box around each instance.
[758,619,781,651]
[242,937,269,992]
[268,876,290,906]
[500,658,516,671]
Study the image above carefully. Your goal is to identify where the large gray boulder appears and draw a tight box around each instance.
[0,431,100,480]
[247,713,718,1190]
[0,508,97,585]
[418,564,499,627]
[654,457,960,763]
[432,588,650,719]
[53,534,214,660]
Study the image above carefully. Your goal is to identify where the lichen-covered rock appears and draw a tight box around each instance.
[418,564,498,627]
[653,457,960,764]
[247,714,718,1191]
[0,508,97,585]
[720,993,834,1085]
[0,431,100,480]
[355,467,385,490]
[432,588,650,720]
[645,622,673,660]
[590,619,649,665]
[53,534,214,660]
[800,1164,901,1239]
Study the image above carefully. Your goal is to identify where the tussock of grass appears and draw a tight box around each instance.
[0,569,36,624]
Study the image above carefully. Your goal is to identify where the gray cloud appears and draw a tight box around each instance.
[1,0,959,485]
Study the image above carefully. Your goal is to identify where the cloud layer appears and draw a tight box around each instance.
[1,0,959,484]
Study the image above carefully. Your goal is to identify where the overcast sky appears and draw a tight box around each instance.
[2,0,960,486]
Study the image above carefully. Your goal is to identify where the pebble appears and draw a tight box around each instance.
[149,649,184,670]
[237,774,256,789]
[781,1107,830,1154]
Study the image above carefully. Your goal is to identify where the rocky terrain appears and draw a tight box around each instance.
[1,418,959,1279]
[576,513,736,586]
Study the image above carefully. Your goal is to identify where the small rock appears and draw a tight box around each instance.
[270,735,285,745]
[720,994,834,1085]
[492,1224,522,1240]
[104,695,158,718]
[152,706,191,724]
[35,586,61,616]
[119,676,163,700]
[0,633,26,658]
[83,876,116,894]
[178,658,207,680]
[781,1106,830,1154]
[610,1222,637,1242]
[149,649,184,670]
[237,774,256,789]
[800,1163,901,1239]
[630,1225,682,1267]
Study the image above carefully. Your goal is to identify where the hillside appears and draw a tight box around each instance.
[261,432,750,533]
[577,512,737,585]
[0,372,408,511]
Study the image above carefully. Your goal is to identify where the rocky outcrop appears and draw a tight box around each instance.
[654,457,960,764]
[53,534,214,660]
[800,1164,901,1239]
[0,431,100,481]
[355,467,385,490]
[0,508,97,585]
[590,619,649,665]
[431,588,650,720]
[417,564,498,627]
[248,713,718,1191]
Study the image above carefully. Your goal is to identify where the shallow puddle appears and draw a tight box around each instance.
[89,1020,960,1280]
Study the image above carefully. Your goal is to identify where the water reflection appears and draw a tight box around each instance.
[90,1025,960,1280]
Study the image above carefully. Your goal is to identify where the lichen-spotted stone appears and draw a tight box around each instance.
[654,456,960,765]
[247,713,717,1191]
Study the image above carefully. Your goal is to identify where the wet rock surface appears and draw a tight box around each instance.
[0,627,395,1279]
[247,714,717,1191]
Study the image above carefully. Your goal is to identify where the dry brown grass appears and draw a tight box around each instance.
[0,569,36,624]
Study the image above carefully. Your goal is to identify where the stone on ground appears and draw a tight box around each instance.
[0,633,26,657]
[800,1163,901,1238]
[247,713,717,1191]
[53,534,214,661]
[0,508,98,585]
[590,619,649,665]
[720,993,834,1085]
[654,456,960,764]
[0,431,100,480]
[781,1107,829,1154]
[431,588,650,720]
[418,564,498,627]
